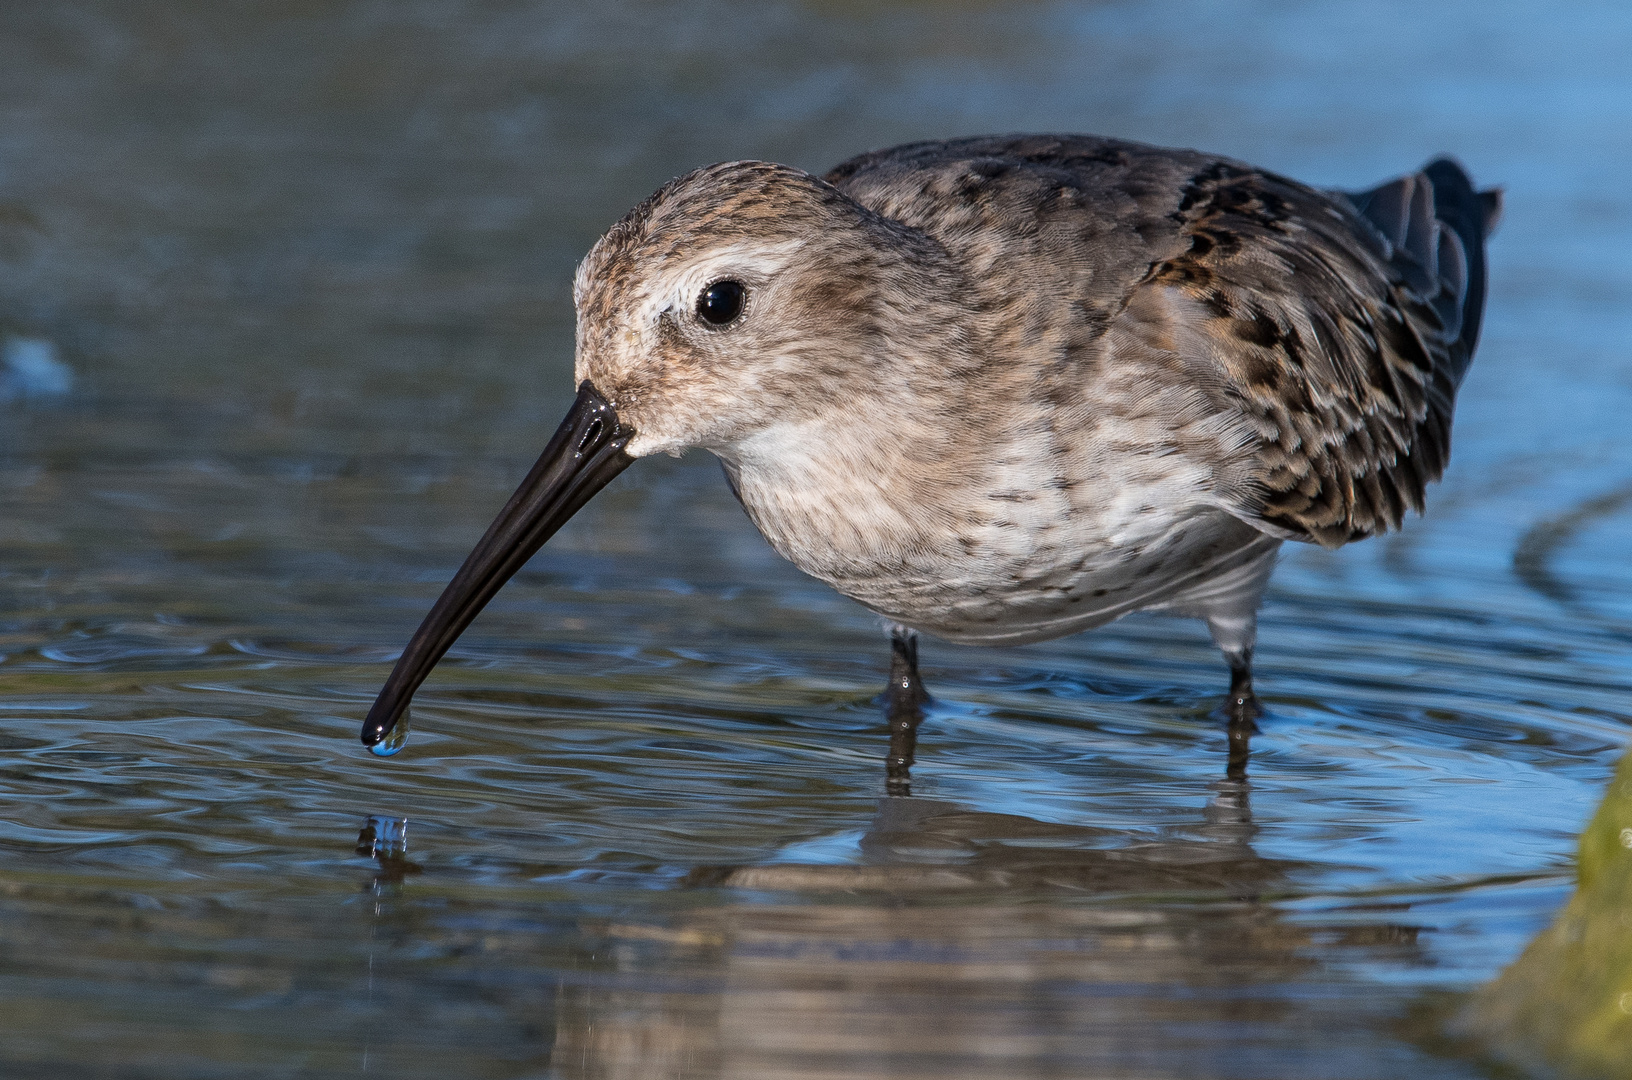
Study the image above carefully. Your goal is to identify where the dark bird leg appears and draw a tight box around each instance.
[1225,649,1262,726]
[1206,605,1265,726]
[1225,710,1255,784]
[1206,605,1263,778]
[883,624,928,797]
[1198,549,1275,763]
[1222,648,1260,782]
[1202,640,1258,831]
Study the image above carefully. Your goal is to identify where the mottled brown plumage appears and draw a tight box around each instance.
[572,134,1494,660]
[362,134,1498,755]
[821,137,1495,549]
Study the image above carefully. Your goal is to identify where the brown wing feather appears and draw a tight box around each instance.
[827,136,1493,549]
[1146,160,1490,547]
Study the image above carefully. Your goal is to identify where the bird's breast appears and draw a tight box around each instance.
[719,437,1260,645]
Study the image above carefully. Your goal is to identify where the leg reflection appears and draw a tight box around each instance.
[883,625,928,797]
[1207,717,1257,853]
[1226,711,1255,783]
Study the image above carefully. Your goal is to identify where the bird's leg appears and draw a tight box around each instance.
[1209,673,1257,838]
[1206,607,1264,729]
[1225,649,1262,725]
[884,625,928,797]
[1222,648,1260,781]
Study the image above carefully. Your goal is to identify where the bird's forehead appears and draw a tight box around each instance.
[574,161,839,330]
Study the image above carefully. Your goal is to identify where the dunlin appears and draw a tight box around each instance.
[360,134,1499,760]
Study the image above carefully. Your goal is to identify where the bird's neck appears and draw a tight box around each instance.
[715,371,1002,586]
[711,233,1023,583]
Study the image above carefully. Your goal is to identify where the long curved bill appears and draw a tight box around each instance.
[360,380,635,754]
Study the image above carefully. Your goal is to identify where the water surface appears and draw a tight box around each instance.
[1,1,1630,1076]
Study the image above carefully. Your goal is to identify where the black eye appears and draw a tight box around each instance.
[696,279,747,327]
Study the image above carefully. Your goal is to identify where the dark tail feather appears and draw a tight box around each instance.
[1478,188,1504,235]
[1421,157,1495,363]
[1347,159,1496,389]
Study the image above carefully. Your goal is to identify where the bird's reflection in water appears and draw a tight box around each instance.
[342,710,1429,1077]
[741,683,1269,894]
[548,707,1427,1080]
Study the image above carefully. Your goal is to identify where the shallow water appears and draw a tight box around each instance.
[1,1,1630,1076]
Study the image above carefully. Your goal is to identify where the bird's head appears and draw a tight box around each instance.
[359,161,953,753]
[571,159,938,457]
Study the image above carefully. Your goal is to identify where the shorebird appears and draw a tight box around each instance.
[359,134,1499,759]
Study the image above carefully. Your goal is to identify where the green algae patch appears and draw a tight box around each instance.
[1459,747,1632,1078]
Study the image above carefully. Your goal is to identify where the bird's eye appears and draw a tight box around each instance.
[696,280,747,327]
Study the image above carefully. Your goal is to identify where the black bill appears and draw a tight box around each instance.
[360,380,635,753]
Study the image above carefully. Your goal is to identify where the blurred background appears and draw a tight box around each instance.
[0,1,1630,1077]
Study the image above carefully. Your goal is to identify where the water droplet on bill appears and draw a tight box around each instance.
[368,709,410,757]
